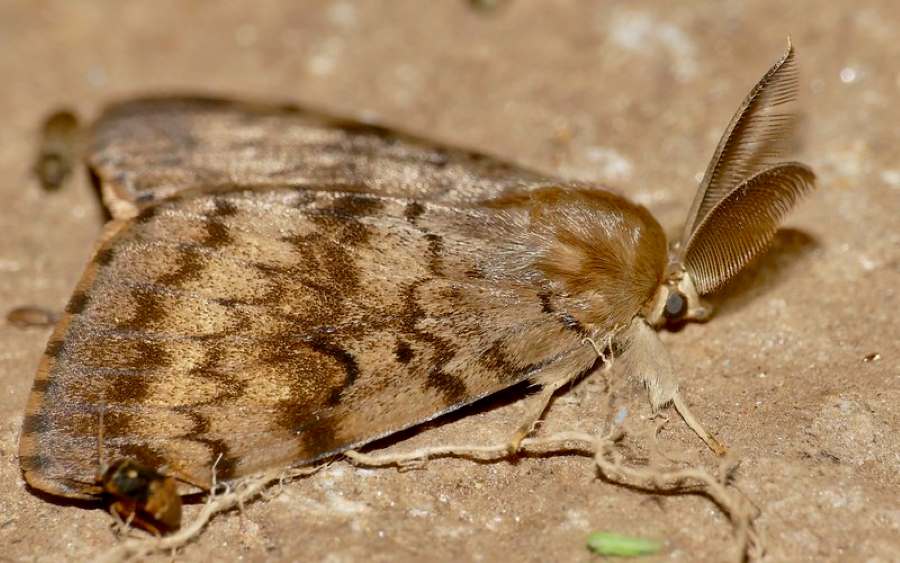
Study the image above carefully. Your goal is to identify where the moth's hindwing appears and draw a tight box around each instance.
[87,96,551,219]
[20,187,604,497]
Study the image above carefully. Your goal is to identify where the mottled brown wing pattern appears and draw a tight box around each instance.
[87,97,552,219]
[20,186,605,497]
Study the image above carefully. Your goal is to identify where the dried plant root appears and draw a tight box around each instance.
[98,430,759,562]
[346,429,760,562]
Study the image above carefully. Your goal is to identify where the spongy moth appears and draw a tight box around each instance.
[19,41,815,531]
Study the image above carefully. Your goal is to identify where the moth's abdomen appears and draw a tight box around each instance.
[495,187,668,329]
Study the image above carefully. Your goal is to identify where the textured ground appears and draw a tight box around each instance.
[1,1,898,561]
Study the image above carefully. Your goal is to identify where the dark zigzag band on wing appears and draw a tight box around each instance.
[21,186,601,491]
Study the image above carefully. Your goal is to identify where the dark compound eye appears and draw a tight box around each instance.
[664,290,688,320]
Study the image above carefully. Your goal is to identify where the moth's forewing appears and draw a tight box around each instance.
[86,96,551,219]
[23,186,661,497]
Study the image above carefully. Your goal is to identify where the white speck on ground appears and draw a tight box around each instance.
[880,169,900,187]
[607,10,697,80]
[840,67,858,84]
[585,146,633,181]
[307,37,343,77]
[328,1,357,29]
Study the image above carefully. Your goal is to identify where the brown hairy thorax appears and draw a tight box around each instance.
[489,187,667,329]
[18,40,814,532]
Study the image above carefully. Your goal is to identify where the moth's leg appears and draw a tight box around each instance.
[109,500,150,535]
[670,394,726,456]
[111,501,164,537]
[108,501,129,536]
[507,333,621,452]
[623,318,726,455]
[507,372,578,453]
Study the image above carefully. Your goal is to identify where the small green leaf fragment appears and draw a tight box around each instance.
[586,532,662,557]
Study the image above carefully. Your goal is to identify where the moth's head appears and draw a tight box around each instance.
[643,259,711,328]
[642,40,817,329]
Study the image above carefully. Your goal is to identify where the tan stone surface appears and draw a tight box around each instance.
[0,1,897,561]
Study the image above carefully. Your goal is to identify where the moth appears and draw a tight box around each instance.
[19,42,814,532]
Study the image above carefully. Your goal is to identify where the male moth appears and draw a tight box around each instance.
[19,42,814,532]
